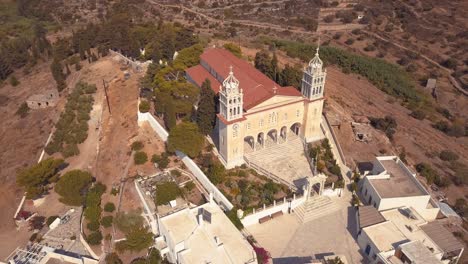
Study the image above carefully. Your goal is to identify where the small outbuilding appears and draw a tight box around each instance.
[26,90,58,109]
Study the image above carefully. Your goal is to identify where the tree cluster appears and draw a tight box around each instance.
[167,122,204,158]
[16,158,64,199]
[45,82,96,157]
[55,170,93,206]
[254,50,302,89]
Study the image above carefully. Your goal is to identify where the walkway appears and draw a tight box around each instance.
[244,137,313,189]
[247,196,363,264]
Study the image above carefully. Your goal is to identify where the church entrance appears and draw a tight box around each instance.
[290,123,301,137]
[244,136,255,153]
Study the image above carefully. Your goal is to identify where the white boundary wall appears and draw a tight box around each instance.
[137,110,233,211]
[138,111,169,141]
[176,151,234,211]
[241,195,306,227]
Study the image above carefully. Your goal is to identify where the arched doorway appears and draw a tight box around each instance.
[312,182,321,196]
[266,129,278,147]
[257,132,265,149]
[244,136,255,153]
[280,126,287,143]
[290,122,301,136]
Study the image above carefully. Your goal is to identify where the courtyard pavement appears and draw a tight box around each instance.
[247,197,364,264]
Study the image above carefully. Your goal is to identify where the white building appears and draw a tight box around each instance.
[359,156,440,221]
[156,198,257,264]
[356,206,464,264]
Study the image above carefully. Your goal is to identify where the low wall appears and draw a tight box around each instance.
[176,151,233,211]
[138,112,168,141]
[241,195,306,227]
[138,110,233,211]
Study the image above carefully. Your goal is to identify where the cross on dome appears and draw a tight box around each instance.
[223,65,239,90]
[309,38,323,68]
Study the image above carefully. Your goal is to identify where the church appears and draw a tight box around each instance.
[186,47,327,169]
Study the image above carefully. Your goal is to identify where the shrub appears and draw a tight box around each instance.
[105,253,123,264]
[46,215,59,226]
[226,208,243,230]
[9,75,19,86]
[87,221,100,231]
[55,170,93,206]
[115,210,144,234]
[131,141,144,151]
[115,227,153,253]
[155,182,182,205]
[369,116,397,140]
[345,38,355,45]
[101,216,113,228]
[87,231,103,245]
[185,181,195,192]
[416,163,440,185]
[16,102,30,118]
[223,43,242,58]
[104,202,116,212]
[439,150,459,161]
[134,151,148,165]
[151,153,170,169]
[410,110,426,120]
[138,100,150,113]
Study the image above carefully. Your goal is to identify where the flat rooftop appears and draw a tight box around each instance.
[369,158,427,198]
[160,203,256,264]
[381,208,442,256]
[399,241,442,264]
[363,221,409,252]
[421,222,464,254]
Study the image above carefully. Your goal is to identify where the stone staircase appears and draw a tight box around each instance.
[294,196,340,223]
[244,137,313,188]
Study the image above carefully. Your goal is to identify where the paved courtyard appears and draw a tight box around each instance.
[247,197,364,264]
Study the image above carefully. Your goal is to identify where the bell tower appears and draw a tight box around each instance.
[217,66,245,168]
[302,45,327,143]
[301,46,326,100]
[219,66,243,121]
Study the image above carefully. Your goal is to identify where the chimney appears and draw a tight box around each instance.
[198,213,204,227]
[209,192,214,205]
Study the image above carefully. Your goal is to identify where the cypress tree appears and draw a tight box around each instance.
[164,101,176,131]
[195,79,216,135]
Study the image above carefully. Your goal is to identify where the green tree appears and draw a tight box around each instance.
[167,122,204,158]
[134,151,148,165]
[131,141,144,151]
[16,158,64,199]
[139,100,150,113]
[254,50,273,79]
[223,43,242,58]
[104,202,116,212]
[155,181,182,205]
[196,79,216,135]
[115,227,153,253]
[164,100,176,131]
[278,64,302,88]
[55,170,93,206]
[207,161,226,184]
[50,58,66,91]
[101,216,113,228]
[105,253,123,264]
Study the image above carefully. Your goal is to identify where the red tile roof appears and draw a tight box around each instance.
[186,48,302,110]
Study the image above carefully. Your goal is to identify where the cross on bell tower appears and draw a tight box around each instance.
[301,41,327,100]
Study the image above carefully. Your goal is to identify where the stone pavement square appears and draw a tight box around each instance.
[247,199,364,264]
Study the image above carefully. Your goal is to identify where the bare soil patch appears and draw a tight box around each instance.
[324,67,468,204]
